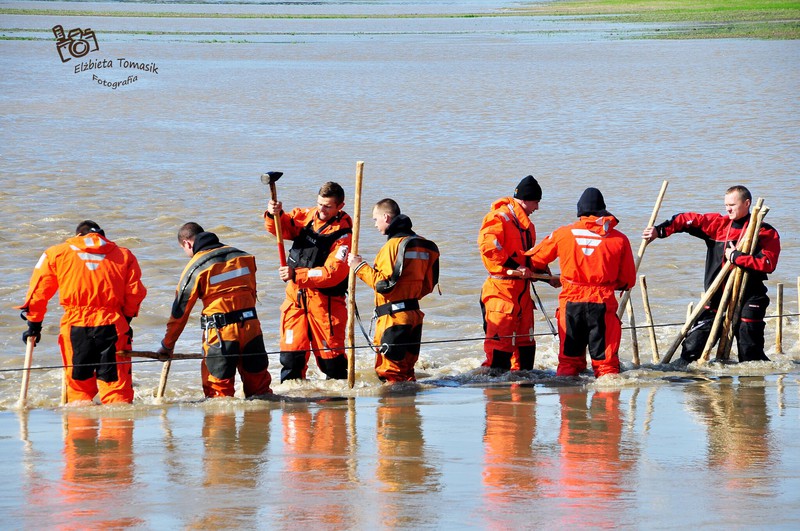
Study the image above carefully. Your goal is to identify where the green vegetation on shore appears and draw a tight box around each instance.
[0,0,797,40]
[522,0,800,39]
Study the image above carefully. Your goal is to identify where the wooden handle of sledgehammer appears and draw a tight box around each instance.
[269,182,287,267]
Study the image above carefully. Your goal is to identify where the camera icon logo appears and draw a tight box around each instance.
[52,25,100,63]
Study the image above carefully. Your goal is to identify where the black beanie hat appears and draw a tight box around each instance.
[577,187,610,217]
[513,175,542,201]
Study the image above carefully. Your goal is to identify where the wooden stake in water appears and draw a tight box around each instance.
[639,275,659,363]
[775,283,783,354]
[618,180,669,320]
[627,297,639,366]
[157,360,171,399]
[17,337,35,408]
[346,161,364,389]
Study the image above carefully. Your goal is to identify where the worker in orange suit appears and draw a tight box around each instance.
[347,198,439,382]
[17,220,146,404]
[526,188,636,377]
[478,175,553,371]
[264,181,352,382]
[157,222,272,398]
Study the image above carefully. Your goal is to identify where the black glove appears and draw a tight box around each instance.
[22,321,42,345]
[124,316,133,344]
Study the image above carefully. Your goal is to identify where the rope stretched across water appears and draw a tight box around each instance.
[3,312,798,374]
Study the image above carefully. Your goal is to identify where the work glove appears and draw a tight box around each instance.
[22,321,42,345]
[124,315,134,345]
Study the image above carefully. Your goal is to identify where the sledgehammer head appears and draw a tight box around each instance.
[260,171,283,185]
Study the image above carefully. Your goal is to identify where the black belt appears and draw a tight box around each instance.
[374,299,419,318]
[200,307,258,329]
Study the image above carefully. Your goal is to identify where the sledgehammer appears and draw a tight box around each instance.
[261,171,286,267]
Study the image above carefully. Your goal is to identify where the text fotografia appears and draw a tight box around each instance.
[92,74,138,90]
[75,58,159,74]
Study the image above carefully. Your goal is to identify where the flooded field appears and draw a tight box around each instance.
[1,0,799,527]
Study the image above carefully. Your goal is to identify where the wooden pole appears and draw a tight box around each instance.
[119,350,203,360]
[17,337,35,408]
[716,201,765,359]
[61,369,67,406]
[686,302,693,323]
[775,283,783,354]
[718,204,768,361]
[627,297,640,366]
[639,275,659,363]
[157,360,171,399]
[618,180,669,319]
[660,261,735,364]
[346,161,364,389]
[698,272,737,364]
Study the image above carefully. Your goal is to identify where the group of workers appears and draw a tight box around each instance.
[17,177,780,404]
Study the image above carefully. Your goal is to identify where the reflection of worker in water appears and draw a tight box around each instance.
[556,389,631,527]
[184,408,272,528]
[482,385,542,518]
[279,403,355,528]
[687,377,775,492]
[376,393,441,527]
[60,414,141,527]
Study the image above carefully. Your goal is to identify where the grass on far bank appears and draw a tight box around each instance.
[521,0,800,39]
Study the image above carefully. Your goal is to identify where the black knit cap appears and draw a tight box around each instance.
[577,187,610,217]
[513,175,542,201]
[75,220,105,237]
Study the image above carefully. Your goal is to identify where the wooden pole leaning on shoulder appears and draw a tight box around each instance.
[717,205,769,361]
[617,180,669,320]
[346,161,364,389]
[17,337,35,408]
[697,200,764,364]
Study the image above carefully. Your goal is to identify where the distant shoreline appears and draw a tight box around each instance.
[522,0,800,40]
[0,0,798,40]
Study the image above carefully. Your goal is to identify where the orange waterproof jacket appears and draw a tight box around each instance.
[17,233,146,324]
[478,197,535,276]
[162,233,259,350]
[264,207,352,299]
[355,215,439,306]
[528,215,635,303]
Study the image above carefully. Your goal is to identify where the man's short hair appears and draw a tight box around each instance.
[178,222,204,243]
[726,185,752,203]
[75,220,104,237]
[319,181,345,204]
[374,198,400,218]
